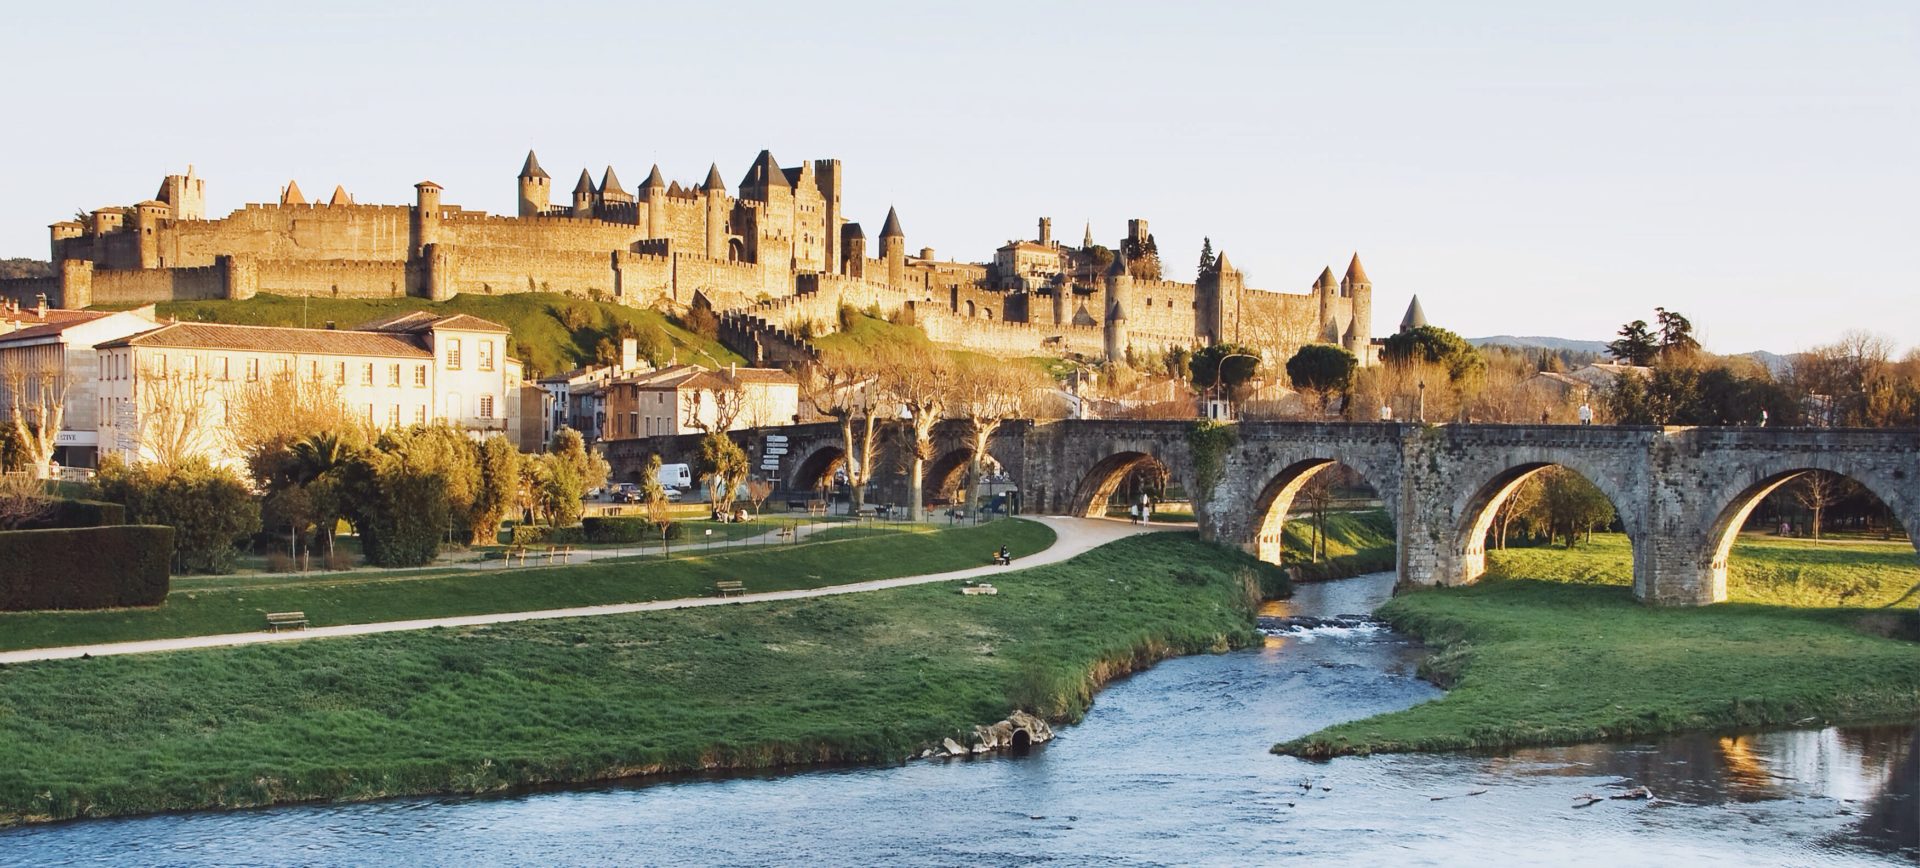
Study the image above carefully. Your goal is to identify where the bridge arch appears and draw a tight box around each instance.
[788,442,847,494]
[1068,451,1172,518]
[1248,458,1392,566]
[1449,456,1648,595]
[924,447,976,505]
[1689,458,1919,605]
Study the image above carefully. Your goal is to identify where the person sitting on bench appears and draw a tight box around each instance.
[993,544,1012,566]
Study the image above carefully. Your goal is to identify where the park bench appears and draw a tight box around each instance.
[265,611,309,632]
[776,526,796,540]
[714,580,746,597]
[505,545,529,566]
[547,545,574,565]
[807,500,828,516]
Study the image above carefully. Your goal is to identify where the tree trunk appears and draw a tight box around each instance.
[908,456,925,522]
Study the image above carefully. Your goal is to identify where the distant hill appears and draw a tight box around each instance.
[0,258,51,280]
[1468,335,1611,355]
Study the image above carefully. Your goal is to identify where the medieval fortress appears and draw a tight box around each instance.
[1,152,1376,369]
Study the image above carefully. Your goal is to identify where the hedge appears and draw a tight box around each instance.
[582,517,684,543]
[0,525,173,611]
[510,524,585,546]
[18,499,126,530]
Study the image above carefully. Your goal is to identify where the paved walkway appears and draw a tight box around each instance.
[0,517,1178,665]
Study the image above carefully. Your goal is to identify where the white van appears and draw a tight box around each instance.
[657,462,693,491]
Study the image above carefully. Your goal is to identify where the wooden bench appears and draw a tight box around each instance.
[266,611,309,632]
[714,580,746,597]
[547,545,574,565]
[806,500,828,516]
[504,545,529,566]
[775,526,795,540]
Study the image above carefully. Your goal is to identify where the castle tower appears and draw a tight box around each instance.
[879,206,905,289]
[133,200,169,268]
[1199,251,1244,344]
[1103,251,1132,363]
[327,186,353,207]
[702,164,729,259]
[599,166,631,205]
[642,164,666,237]
[1341,253,1373,358]
[1038,217,1052,246]
[517,150,550,217]
[841,223,866,278]
[48,221,84,264]
[281,180,307,206]
[572,170,596,218]
[1315,265,1338,341]
[411,181,443,256]
[156,166,205,221]
[814,159,843,274]
[1051,274,1069,326]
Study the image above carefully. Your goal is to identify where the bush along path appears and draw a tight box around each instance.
[0,530,1284,825]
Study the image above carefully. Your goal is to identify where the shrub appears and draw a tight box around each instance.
[325,550,356,571]
[0,525,173,611]
[582,517,647,543]
[512,524,585,546]
[95,457,261,574]
[17,498,126,530]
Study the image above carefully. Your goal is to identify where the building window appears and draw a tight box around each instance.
[362,363,374,386]
[246,358,260,382]
[414,365,427,387]
[479,395,494,418]
[479,340,494,372]
[336,362,347,384]
[310,360,321,380]
[365,404,374,424]
[447,338,462,370]
[276,358,290,376]
[388,405,400,427]
[414,405,426,425]
[156,355,167,377]
[389,363,402,387]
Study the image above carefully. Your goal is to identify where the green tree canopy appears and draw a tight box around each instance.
[695,433,750,513]
[1285,344,1357,412]
[1189,343,1262,395]
[1608,319,1657,365]
[1381,325,1484,383]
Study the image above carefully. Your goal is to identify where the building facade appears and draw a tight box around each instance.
[94,313,523,466]
[603,365,800,440]
[0,302,160,468]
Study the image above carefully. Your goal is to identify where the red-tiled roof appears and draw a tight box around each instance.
[96,322,433,358]
[0,310,112,344]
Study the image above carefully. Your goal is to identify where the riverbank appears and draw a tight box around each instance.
[0,520,1053,653]
[1278,509,1395,582]
[0,532,1283,825]
[1278,536,1920,758]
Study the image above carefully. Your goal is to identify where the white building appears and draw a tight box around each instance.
[95,312,524,466]
[604,364,800,440]
[0,302,160,468]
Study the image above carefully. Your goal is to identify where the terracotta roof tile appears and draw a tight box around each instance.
[96,322,433,358]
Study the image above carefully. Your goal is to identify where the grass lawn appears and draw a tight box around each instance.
[0,520,1055,653]
[1278,533,1920,758]
[0,532,1280,824]
[124,292,742,378]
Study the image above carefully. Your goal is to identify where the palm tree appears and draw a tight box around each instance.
[287,431,359,558]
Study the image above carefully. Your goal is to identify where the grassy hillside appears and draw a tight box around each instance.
[1484,532,1920,608]
[114,293,742,379]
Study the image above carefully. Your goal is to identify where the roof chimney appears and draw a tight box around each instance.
[34,294,47,319]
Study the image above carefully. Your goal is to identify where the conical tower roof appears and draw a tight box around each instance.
[879,206,904,239]
[328,185,352,206]
[643,164,665,188]
[1107,249,1131,277]
[740,150,788,190]
[281,180,306,206]
[600,166,626,197]
[1399,295,1428,332]
[1317,266,1337,289]
[1214,251,1234,273]
[519,150,549,180]
[1344,252,1369,284]
[1082,221,1093,248]
[842,222,865,240]
[702,163,727,193]
[573,169,595,195]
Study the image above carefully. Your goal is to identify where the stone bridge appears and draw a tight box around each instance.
[604,420,1920,606]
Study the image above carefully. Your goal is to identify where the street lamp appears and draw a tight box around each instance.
[1207,351,1259,421]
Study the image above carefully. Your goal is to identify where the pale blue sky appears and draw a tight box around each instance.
[2,1,1914,352]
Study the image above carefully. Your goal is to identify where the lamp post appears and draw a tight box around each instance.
[1208,351,1259,421]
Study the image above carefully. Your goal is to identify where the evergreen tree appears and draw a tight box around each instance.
[1198,237,1216,278]
[1655,307,1700,358]
[1608,320,1658,365]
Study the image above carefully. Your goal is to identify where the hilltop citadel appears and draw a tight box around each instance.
[0,151,1378,370]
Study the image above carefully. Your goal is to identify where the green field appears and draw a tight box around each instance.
[122,292,742,378]
[0,532,1280,824]
[0,519,1055,653]
[1279,533,1920,758]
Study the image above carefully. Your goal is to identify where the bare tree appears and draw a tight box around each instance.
[0,471,52,529]
[1298,472,1335,562]
[797,356,888,514]
[2,355,67,479]
[1789,470,1853,539]
[681,368,747,434]
[746,478,774,518]
[948,357,1045,514]
[880,344,956,522]
[227,371,356,482]
[1493,473,1544,549]
[137,365,220,470]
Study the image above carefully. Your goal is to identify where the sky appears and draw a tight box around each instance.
[1,1,1915,354]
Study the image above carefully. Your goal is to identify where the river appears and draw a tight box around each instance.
[3,572,1913,866]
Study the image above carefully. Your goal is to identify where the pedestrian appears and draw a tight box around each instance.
[1760,409,1769,427]
[1577,402,1593,426]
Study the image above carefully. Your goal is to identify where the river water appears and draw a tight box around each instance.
[3,572,1914,866]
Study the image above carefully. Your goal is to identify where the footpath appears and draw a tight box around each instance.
[0,517,1177,665]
